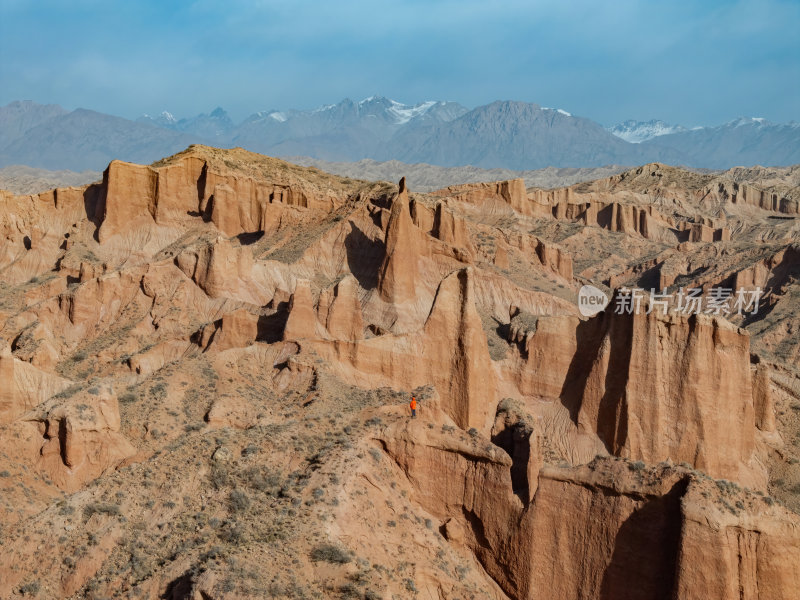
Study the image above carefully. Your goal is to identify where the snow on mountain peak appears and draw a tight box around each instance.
[729,116,770,128]
[608,119,686,143]
[541,107,573,117]
[388,99,438,124]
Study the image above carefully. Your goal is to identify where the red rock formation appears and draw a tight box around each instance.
[0,341,16,422]
[688,222,714,242]
[576,309,761,486]
[752,363,776,432]
[505,313,580,400]
[421,268,497,431]
[30,385,136,491]
[318,268,496,431]
[675,479,800,600]
[98,160,160,242]
[283,279,317,340]
[432,201,475,258]
[434,178,534,215]
[207,309,259,351]
[723,181,800,214]
[176,236,263,303]
[317,275,364,340]
[377,179,424,304]
[381,423,799,600]
[535,239,573,281]
[96,148,346,243]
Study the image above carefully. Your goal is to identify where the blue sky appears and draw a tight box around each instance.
[1,0,798,126]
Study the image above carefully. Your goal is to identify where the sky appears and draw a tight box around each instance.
[1,0,798,127]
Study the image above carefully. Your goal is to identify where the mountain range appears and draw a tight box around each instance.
[1,98,798,172]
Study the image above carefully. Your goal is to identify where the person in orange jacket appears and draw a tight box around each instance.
[410,396,418,418]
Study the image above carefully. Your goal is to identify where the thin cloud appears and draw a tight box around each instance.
[0,0,797,125]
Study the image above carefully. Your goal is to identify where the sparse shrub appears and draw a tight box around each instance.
[338,583,359,598]
[19,581,40,596]
[241,444,259,456]
[218,519,246,544]
[83,502,120,521]
[119,392,137,404]
[210,464,231,489]
[309,543,352,564]
[467,428,479,438]
[229,489,251,512]
[629,461,646,472]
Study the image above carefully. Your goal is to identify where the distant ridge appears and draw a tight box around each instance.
[1,98,798,171]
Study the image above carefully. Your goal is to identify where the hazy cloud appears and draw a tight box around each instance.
[1,0,797,125]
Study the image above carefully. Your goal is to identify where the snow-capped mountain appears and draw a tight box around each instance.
[608,119,688,143]
[638,116,800,168]
[3,98,798,171]
[138,110,178,128]
[229,96,469,161]
[137,107,234,139]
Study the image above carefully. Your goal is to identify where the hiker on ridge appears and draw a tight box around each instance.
[410,396,418,418]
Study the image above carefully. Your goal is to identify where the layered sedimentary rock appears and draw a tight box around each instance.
[96,147,346,243]
[575,309,760,486]
[377,178,424,304]
[433,178,531,215]
[501,302,763,486]
[30,386,136,491]
[431,201,475,259]
[317,275,364,340]
[421,268,497,430]
[752,363,776,432]
[1,147,797,599]
[318,268,497,431]
[721,181,800,214]
[283,279,317,340]
[675,480,800,600]
[381,425,800,600]
[505,311,580,400]
[207,309,259,351]
[176,236,264,303]
[0,341,16,421]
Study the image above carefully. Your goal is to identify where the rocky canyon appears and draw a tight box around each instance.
[1,145,799,599]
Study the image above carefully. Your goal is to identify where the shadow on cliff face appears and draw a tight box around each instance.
[257,305,289,344]
[741,245,800,329]
[560,316,602,424]
[594,310,634,456]
[599,477,689,600]
[82,181,107,242]
[558,307,634,456]
[491,417,532,502]
[344,221,384,290]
